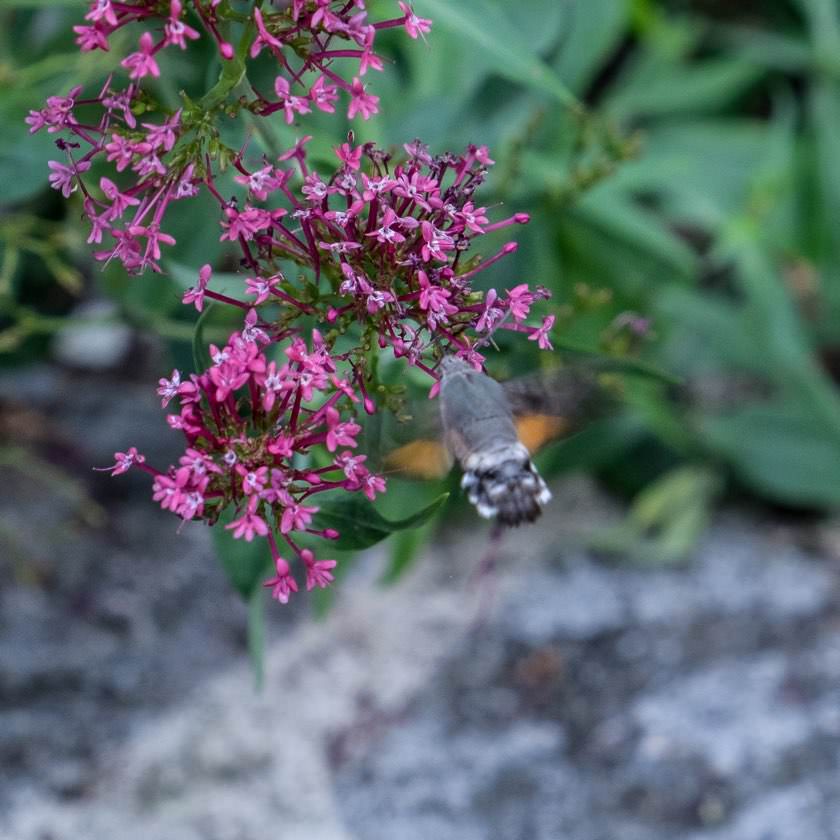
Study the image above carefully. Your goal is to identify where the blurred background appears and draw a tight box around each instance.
[2,1,840,838]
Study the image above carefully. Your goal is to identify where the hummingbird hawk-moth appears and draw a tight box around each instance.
[383,358,609,526]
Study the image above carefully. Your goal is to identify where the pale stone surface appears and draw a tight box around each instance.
[2,365,839,840]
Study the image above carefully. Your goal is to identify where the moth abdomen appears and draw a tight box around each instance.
[461,441,552,527]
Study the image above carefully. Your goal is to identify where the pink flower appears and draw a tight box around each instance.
[274,76,311,124]
[335,142,363,171]
[234,165,280,202]
[506,283,535,322]
[74,24,109,52]
[245,274,281,305]
[310,75,339,113]
[157,369,182,408]
[476,289,504,333]
[226,497,269,542]
[399,2,432,39]
[528,315,555,350]
[85,0,118,27]
[103,134,138,172]
[362,473,386,501]
[250,7,283,57]
[325,407,361,452]
[142,111,181,152]
[47,160,90,198]
[280,500,318,534]
[302,550,336,590]
[420,221,454,262]
[164,0,200,49]
[264,555,298,604]
[121,32,160,80]
[237,465,269,495]
[102,447,145,476]
[182,263,212,312]
[100,177,139,219]
[347,77,379,120]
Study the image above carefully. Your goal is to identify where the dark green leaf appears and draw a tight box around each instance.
[192,300,215,373]
[212,508,272,599]
[414,0,582,111]
[702,402,840,506]
[247,586,265,690]
[313,492,449,551]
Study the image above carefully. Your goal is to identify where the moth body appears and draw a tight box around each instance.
[438,357,552,526]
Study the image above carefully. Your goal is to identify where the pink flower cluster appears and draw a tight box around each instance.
[27,0,432,274]
[186,138,555,376]
[40,2,560,604]
[107,319,386,603]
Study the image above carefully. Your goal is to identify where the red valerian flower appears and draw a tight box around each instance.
[106,322,388,604]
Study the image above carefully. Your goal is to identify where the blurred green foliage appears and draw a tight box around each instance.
[5,0,840,571]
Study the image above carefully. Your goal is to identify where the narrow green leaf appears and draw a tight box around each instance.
[247,585,265,691]
[712,24,811,73]
[199,20,254,110]
[313,492,449,551]
[414,0,583,112]
[553,0,630,93]
[192,300,215,373]
[574,190,697,278]
[702,402,840,507]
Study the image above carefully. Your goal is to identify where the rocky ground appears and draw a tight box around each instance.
[2,362,840,840]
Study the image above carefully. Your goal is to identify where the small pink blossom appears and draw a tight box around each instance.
[121,32,160,80]
[310,75,339,113]
[302,550,337,590]
[102,447,145,476]
[280,500,319,534]
[251,6,283,57]
[182,264,212,312]
[264,556,298,604]
[528,315,555,350]
[226,497,270,542]
[506,283,535,322]
[157,369,182,408]
[399,2,432,39]
[164,0,200,49]
[347,77,379,120]
[47,160,90,198]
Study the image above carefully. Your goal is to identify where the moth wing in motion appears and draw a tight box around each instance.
[380,363,607,468]
[382,438,452,479]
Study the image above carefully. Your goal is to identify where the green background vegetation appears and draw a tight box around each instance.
[4,0,840,578]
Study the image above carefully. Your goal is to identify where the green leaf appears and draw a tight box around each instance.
[0,102,60,204]
[199,20,254,109]
[713,24,811,73]
[380,518,436,585]
[574,189,698,278]
[313,492,449,551]
[414,0,582,112]
[588,465,721,564]
[212,508,272,599]
[192,300,215,373]
[247,586,265,690]
[607,58,762,120]
[554,0,630,94]
[702,402,840,507]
